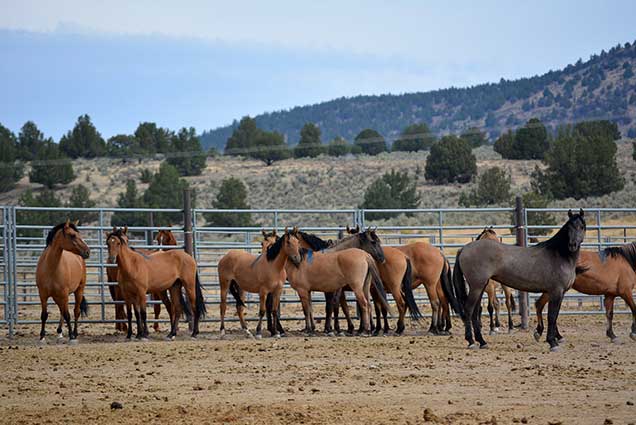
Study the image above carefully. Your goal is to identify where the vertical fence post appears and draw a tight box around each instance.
[183,189,194,256]
[98,210,105,323]
[147,212,154,246]
[515,196,529,330]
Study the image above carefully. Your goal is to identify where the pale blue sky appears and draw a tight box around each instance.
[1,0,635,139]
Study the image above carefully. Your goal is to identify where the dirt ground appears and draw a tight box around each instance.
[0,315,635,425]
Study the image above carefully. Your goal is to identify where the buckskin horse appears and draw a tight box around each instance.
[534,240,636,343]
[36,220,91,344]
[217,227,301,339]
[106,226,206,340]
[445,209,586,351]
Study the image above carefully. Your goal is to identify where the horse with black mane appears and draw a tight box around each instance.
[445,209,586,351]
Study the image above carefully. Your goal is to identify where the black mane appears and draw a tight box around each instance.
[46,222,78,247]
[534,214,585,257]
[298,231,331,251]
[106,228,128,245]
[266,233,286,261]
[603,243,636,271]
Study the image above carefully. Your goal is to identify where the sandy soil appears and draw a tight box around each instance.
[1,315,635,425]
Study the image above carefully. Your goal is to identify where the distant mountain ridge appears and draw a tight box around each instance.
[200,41,636,151]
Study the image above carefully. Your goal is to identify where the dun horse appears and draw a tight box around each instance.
[534,241,636,343]
[217,228,301,339]
[475,227,517,334]
[106,227,206,340]
[107,229,177,332]
[445,209,586,351]
[36,220,91,344]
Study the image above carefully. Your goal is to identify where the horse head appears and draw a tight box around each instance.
[55,219,90,259]
[476,226,498,241]
[106,226,129,263]
[357,227,385,264]
[566,209,586,252]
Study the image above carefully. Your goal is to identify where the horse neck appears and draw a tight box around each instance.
[269,248,289,271]
[116,243,137,275]
[327,236,357,252]
[42,235,65,269]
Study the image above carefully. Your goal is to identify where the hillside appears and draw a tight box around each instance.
[201,41,636,151]
[2,142,635,227]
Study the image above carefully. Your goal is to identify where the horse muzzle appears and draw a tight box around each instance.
[81,249,91,259]
[290,255,301,267]
[108,255,117,263]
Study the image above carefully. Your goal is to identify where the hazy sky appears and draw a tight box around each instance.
[1,0,635,139]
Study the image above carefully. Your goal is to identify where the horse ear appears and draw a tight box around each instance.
[355,225,360,232]
[123,226,128,235]
[262,229,267,237]
[284,226,289,235]
[73,219,80,227]
[579,208,584,217]
[346,225,351,233]
[65,218,70,227]
[112,226,117,233]
[568,209,573,218]
[272,229,277,236]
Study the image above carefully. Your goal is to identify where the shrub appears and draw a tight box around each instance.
[111,179,148,227]
[205,177,253,227]
[294,123,325,158]
[66,184,97,224]
[459,127,488,149]
[360,170,420,220]
[354,129,386,155]
[167,127,207,176]
[392,123,435,152]
[521,191,556,236]
[59,114,106,158]
[29,141,75,188]
[459,167,511,206]
[424,135,477,184]
[17,189,66,238]
[327,137,349,156]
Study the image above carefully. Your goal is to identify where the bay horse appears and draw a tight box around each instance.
[106,229,177,332]
[217,228,301,339]
[36,220,91,344]
[534,242,636,343]
[445,209,586,351]
[346,225,451,335]
[297,227,419,335]
[475,227,517,334]
[106,227,206,340]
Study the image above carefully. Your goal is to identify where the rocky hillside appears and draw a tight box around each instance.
[201,41,636,151]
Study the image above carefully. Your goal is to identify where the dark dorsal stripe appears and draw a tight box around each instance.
[46,222,78,247]
[603,243,636,271]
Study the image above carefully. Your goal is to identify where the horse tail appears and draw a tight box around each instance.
[366,257,391,313]
[179,282,192,322]
[80,296,88,317]
[229,280,246,308]
[444,249,466,321]
[401,259,422,321]
[195,272,207,319]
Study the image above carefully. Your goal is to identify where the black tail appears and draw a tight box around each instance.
[80,296,88,317]
[229,280,246,308]
[444,250,467,321]
[367,260,391,313]
[178,282,193,321]
[195,273,207,319]
[401,259,422,321]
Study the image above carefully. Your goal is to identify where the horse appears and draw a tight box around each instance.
[298,227,419,335]
[106,229,176,333]
[106,226,206,340]
[217,227,301,339]
[475,227,517,334]
[534,242,636,343]
[36,220,91,344]
[260,229,391,336]
[346,225,451,335]
[444,209,586,351]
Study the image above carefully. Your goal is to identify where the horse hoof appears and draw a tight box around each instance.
[550,345,560,353]
[68,339,78,345]
[326,332,336,337]
[533,331,541,342]
[337,332,346,337]
[467,343,478,350]
[630,333,636,342]
[494,327,501,333]
[57,333,64,339]
[166,335,176,341]
[480,343,489,349]
[273,333,281,339]
[38,338,47,345]
[140,337,149,342]
[489,330,497,336]
[611,337,620,344]
[255,334,262,340]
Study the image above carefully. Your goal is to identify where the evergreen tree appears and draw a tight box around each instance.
[106,134,137,157]
[327,137,350,156]
[459,167,511,206]
[205,177,253,227]
[111,179,148,227]
[225,116,261,155]
[66,184,97,223]
[17,121,47,161]
[134,122,173,154]
[392,123,435,152]
[360,170,420,220]
[513,118,549,159]
[493,129,515,158]
[29,141,75,188]
[17,189,66,237]
[59,114,106,158]
[424,135,477,184]
[142,162,192,225]
[531,125,624,199]
[251,131,291,165]
[294,123,325,158]
[0,123,23,193]
[460,127,488,149]
[167,127,207,176]
[521,191,556,236]
[354,129,386,155]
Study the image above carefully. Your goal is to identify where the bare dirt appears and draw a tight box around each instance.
[1,315,635,425]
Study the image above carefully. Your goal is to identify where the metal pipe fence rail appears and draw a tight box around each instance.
[1,203,636,336]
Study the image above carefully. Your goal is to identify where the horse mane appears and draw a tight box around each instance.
[534,214,585,257]
[46,222,78,247]
[603,243,636,271]
[266,233,287,261]
[298,231,331,251]
[476,228,496,241]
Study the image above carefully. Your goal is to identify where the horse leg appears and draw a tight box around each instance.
[219,280,228,338]
[109,284,124,332]
[504,286,514,332]
[72,291,82,339]
[324,292,334,335]
[383,305,392,335]
[39,295,48,342]
[372,300,382,336]
[486,283,496,335]
[340,292,354,335]
[622,292,636,341]
[546,293,564,352]
[125,301,133,340]
[166,285,180,340]
[255,290,267,339]
[133,302,143,340]
[55,296,74,343]
[463,287,485,349]
[533,293,549,342]
[426,282,441,335]
[604,295,618,342]
[270,286,283,338]
[394,291,406,336]
[237,289,250,335]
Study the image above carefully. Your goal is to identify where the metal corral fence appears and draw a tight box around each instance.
[2,199,636,336]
